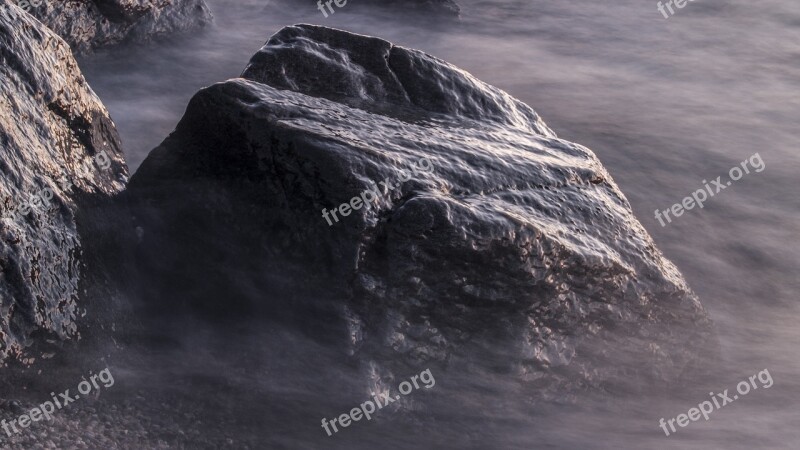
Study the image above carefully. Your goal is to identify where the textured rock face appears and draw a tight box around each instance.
[8,0,212,53]
[129,24,714,394]
[0,4,128,362]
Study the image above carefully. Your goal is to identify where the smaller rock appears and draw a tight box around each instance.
[17,0,214,53]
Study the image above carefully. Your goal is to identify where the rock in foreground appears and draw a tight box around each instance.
[129,24,715,395]
[0,4,128,363]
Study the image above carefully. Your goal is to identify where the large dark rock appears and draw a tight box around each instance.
[0,3,128,363]
[8,0,213,53]
[128,24,715,395]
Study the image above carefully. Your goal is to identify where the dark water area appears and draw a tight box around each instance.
[68,0,800,448]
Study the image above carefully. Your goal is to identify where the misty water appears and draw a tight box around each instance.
[72,0,800,448]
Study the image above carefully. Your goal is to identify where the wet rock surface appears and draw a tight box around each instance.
[128,24,716,397]
[0,4,127,363]
[13,0,213,53]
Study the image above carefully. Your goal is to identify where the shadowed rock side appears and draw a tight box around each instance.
[128,24,715,396]
[0,5,128,363]
[8,0,212,53]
